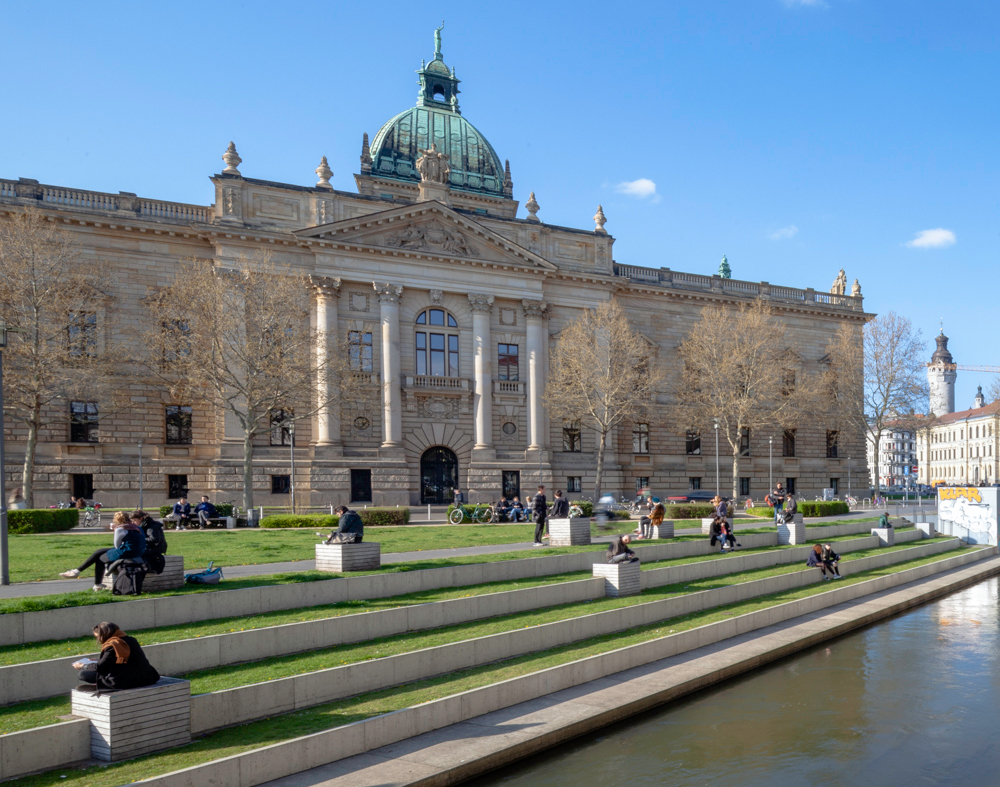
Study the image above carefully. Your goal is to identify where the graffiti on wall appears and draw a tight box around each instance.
[937,486,998,545]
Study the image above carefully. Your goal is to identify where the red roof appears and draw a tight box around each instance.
[930,401,1000,425]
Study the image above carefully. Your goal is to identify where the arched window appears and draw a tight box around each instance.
[415,308,459,377]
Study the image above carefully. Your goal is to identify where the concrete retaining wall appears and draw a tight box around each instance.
[131,547,995,787]
[184,538,961,734]
[0,535,778,648]
[0,719,90,781]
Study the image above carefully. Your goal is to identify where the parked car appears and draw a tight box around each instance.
[666,491,723,504]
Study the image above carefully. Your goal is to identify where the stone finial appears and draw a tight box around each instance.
[593,205,608,234]
[360,132,372,174]
[315,156,333,189]
[718,255,731,279]
[851,278,862,297]
[503,159,513,198]
[525,192,540,223]
[222,142,242,176]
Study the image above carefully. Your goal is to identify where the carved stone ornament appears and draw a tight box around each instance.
[385,219,479,257]
[349,292,370,312]
[309,275,341,298]
[593,205,607,234]
[852,278,862,297]
[222,141,242,176]
[468,293,495,313]
[522,299,548,319]
[419,396,459,420]
[415,143,452,184]
[374,282,403,305]
[223,186,242,217]
[315,156,333,189]
[525,191,540,223]
[830,268,847,296]
[317,200,335,225]
[500,307,516,326]
[429,289,443,304]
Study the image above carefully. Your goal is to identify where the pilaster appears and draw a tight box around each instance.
[310,276,342,457]
[375,282,404,450]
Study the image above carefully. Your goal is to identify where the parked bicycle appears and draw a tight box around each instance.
[449,502,496,524]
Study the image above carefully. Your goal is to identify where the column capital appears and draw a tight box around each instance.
[309,275,341,298]
[374,282,403,305]
[468,293,495,314]
[522,299,548,319]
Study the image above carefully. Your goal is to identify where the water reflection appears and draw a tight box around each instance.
[465,577,1000,787]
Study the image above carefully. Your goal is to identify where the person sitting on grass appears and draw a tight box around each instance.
[59,511,145,590]
[194,496,218,529]
[821,543,842,578]
[317,505,364,544]
[779,493,798,525]
[807,543,839,580]
[607,533,638,563]
[73,621,160,693]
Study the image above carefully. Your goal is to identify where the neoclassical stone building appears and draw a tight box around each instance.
[0,34,871,507]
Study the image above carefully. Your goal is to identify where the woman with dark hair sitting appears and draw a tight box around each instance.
[73,622,160,692]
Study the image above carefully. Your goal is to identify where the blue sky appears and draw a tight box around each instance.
[2,1,997,407]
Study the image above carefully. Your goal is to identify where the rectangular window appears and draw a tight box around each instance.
[167,474,188,499]
[686,430,701,455]
[635,477,649,492]
[689,477,702,490]
[165,405,193,445]
[498,344,519,381]
[739,477,751,496]
[350,469,373,502]
[270,409,294,446]
[567,476,582,494]
[826,430,839,458]
[416,332,427,375]
[348,331,373,372]
[448,334,459,376]
[271,475,291,494]
[68,311,97,358]
[503,470,521,499]
[73,473,94,500]
[562,421,582,452]
[633,423,649,454]
[785,477,797,495]
[740,428,751,457]
[830,478,839,495]
[70,401,99,443]
[416,331,459,377]
[163,319,191,363]
[782,429,796,457]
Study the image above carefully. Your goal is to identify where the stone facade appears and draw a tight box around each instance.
[0,35,871,508]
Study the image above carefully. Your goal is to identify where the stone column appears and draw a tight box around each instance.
[468,293,495,450]
[375,283,404,447]
[310,276,341,449]
[523,300,548,450]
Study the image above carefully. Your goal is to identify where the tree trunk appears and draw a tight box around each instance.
[594,429,607,503]
[731,441,741,500]
[872,431,882,496]
[242,430,255,513]
[21,410,40,508]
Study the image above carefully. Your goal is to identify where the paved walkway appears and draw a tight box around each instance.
[1,509,915,601]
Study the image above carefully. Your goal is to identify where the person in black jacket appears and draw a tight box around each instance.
[73,621,160,693]
[132,510,167,575]
[318,506,364,544]
[531,485,548,547]
[551,490,570,519]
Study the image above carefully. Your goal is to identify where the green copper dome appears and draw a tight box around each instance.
[369,27,510,199]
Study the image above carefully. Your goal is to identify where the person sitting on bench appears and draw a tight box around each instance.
[167,496,193,531]
[59,512,145,590]
[318,506,364,544]
[635,502,665,540]
[132,510,167,576]
[607,534,638,564]
[194,496,218,529]
[73,621,160,693]
[779,494,798,525]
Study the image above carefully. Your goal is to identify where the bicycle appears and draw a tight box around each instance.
[449,503,496,524]
[569,504,585,518]
[82,503,102,527]
[845,496,859,510]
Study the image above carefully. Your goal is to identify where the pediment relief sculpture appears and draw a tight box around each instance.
[385,219,479,257]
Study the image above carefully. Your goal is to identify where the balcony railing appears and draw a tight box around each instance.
[404,376,470,391]
[494,380,525,394]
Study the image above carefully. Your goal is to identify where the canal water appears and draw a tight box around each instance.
[465,577,1000,787]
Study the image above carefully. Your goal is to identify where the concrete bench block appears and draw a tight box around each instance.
[701,517,732,535]
[548,517,591,546]
[651,521,674,539]
[593,561,641,598]
[71,677,190,761]
[102,556,185,593]
[316,542,381,572]
[871,527,895,547]
[777,514,806,545]
[916,522,936,538]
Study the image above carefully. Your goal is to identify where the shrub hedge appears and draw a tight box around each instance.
[663,503,730,519]
[158,503,234,518]
[8,509,79,534]
[746,501,850,518]
[259,507,410,529]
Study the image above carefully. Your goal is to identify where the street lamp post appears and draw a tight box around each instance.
[768,436,773,495]
[713,420,720,496]
[289,422,296,512]
[0,318,9,585]
[137,440,144,510]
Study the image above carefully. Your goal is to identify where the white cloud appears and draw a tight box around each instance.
[769,225,799,240]
[615,178,657,199]
[905,228,956,249]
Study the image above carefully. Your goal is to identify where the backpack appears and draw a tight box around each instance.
[185,561,223,584]
[112,563,147,595]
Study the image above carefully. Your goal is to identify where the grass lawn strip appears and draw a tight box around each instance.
[0,528,910,663]
[0,545,981,787]
[0,537,954,734]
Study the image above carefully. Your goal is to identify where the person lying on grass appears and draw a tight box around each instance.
[59,511,146,590]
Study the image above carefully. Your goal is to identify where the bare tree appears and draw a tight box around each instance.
[0,209,125,506]
[138,253,375,511]
[987,378,1000,406]
[545,299,665,501]
[673,298,809,499]
[823,311,927,492]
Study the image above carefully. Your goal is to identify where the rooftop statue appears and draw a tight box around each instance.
[434,21,444,57]
[416,143,451,184]
[830,268,847,296]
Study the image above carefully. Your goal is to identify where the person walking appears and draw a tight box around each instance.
[531,485,548,547]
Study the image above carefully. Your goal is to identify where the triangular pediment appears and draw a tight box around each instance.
[293,201,556,270]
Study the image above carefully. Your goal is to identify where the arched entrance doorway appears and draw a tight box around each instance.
[421,447,458,504]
